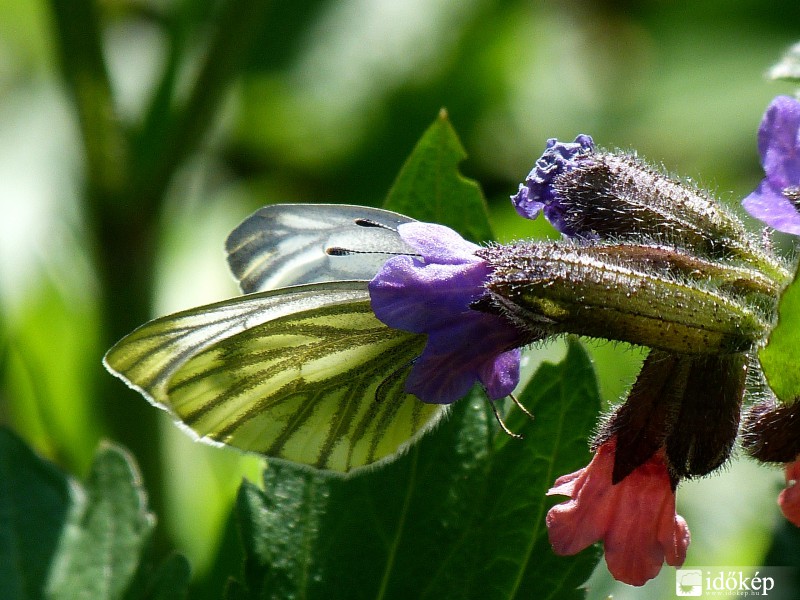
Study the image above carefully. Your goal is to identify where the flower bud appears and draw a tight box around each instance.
[514,139,788,284]
[663,352,747,479]
[479,242,769,355]
[741,399,800,463]
[596,350,747,483]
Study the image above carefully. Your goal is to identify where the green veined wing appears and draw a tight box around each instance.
[104,280,446,474]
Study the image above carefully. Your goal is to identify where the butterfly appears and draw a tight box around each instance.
[104,204,449,474]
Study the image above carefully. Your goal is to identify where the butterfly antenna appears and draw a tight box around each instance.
[326,246,421,258]
[509,392,534,421]
[490,399,523,440]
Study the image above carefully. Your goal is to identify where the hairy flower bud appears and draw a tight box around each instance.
[514,139,788,285]
[741,399,800,463]
[596,350,747,482]
[479,242,769,355]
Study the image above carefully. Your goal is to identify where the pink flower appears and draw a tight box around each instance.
[546,438,690,586]
[779,457,800,526]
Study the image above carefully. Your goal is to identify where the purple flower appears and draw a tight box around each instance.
[742,95,800,235]
[511,134,594,235]
[368,222,524,404]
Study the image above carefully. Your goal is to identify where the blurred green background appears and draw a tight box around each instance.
[1,1,800,598]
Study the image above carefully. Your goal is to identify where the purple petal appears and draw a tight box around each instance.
[512,135,595,226]
[743,180,800,235]
[405,316,522,404]
[511,184,545,220]
[478,347,522,400]
[743,96,800,234]
[396,222,480,265]
[759,96,800,190]
[368,221,525,404]
[369,256,490,333]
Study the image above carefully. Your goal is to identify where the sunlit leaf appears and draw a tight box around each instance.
[383,109,493,243]
[0,430,189,600]
[759,265,800,402]
[3,279,102,473]
[45,443,155,600]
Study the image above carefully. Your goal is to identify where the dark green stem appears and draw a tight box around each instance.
[47,0,274,557]
[47,0,127,203]
[129,0,273,212]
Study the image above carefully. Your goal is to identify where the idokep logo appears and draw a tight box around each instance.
[675,568,779,597]
[676,569,703,596]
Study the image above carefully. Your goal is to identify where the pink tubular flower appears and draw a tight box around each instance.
[546,437,690,586]
[779,458,800,526]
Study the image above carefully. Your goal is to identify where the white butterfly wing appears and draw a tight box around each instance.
[104,281,445,473]
[225,204,417,292]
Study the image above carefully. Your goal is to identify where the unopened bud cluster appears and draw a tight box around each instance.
[498,136,792,483]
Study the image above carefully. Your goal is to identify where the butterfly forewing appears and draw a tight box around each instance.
[104,281,444,473]
[225,204,417,293]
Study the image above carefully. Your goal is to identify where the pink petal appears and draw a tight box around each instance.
[545,438,691,587]
[779,458,800,526]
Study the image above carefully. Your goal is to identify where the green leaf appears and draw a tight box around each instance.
[133,552,191,600]
[46,443,156,600]
[0,431,189,600]
[768,41,800,82]
[227,339,602,599]
[759,265,800,402]
[0,428,72,600]
[382,109,494,243]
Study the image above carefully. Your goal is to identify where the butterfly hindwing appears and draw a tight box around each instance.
[104,281,444,473]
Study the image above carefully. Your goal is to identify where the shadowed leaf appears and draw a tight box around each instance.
[0,428,72,600]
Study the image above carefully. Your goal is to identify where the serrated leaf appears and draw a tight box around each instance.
[768,41,800,82]
[228,339,602,600]
[382,109,493,243]
[0,428,72,600]
[46,443,156,600]
[759,265,800,402]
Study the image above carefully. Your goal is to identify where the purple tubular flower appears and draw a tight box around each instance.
[511,134,595,234]
[742,95,800,235]
[368,222,523,404]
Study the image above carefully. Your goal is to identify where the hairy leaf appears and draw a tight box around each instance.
[46,444,155,600]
